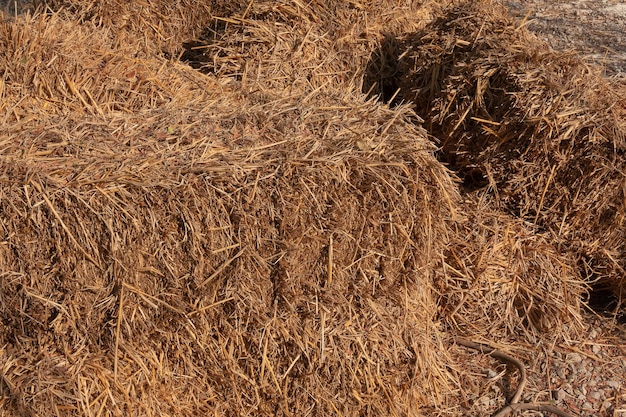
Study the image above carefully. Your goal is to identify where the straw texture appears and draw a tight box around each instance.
[0,0,623,416]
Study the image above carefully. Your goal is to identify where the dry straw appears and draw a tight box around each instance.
[389,0,626,316]
[0,0,621,416]
[0,2,460,416]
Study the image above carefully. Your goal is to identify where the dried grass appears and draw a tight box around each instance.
[0,0,620,416]
[386,0,626,313]
[436,197,585,341]
[34,0,220,55]
[0,95,456,415]
[176,0,440,94]
[0,3,464,416]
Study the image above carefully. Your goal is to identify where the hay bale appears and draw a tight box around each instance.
[0,102,456,416]
[384,0,626,313]
[0,7,462,415]
[34,0,222,54]
[177,0,440,94]
[0,12,224,122]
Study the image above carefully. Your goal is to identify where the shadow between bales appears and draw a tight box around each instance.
[362,19,526,193]
[180,17,233,72]
[586,282,625,323]
[361,34,405,107]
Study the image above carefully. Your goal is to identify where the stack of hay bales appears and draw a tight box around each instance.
[0,0,619,416]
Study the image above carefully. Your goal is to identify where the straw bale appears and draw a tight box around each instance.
[33,0,222,54]
[178,0,441,94]
[383,0,626,312]
[0,8,460,411]
[0,12,228,124]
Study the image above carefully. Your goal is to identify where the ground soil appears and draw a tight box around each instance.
[504,0,626,78]
[450,313,626,417]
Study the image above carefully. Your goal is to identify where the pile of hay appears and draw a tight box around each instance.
[35,0,220,55]
[369,0,626,315]
[435,198,585,340]
[0,0,618,416]
[0,89,456,416]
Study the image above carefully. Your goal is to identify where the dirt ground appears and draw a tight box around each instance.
[450,313,626,417]
[504,0,626,78]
